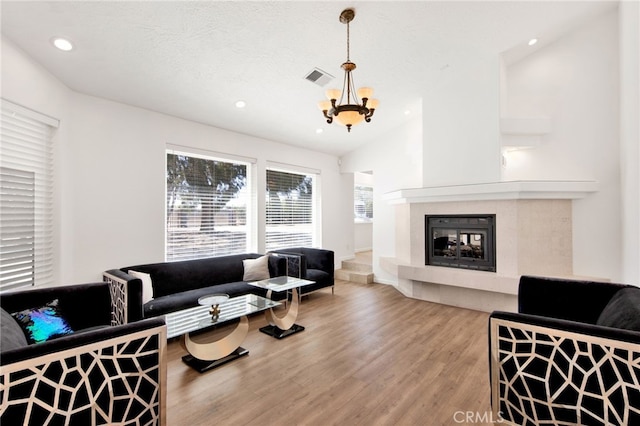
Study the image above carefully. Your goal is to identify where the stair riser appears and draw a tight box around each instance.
[341,261,372,273]
[335,270,374,284]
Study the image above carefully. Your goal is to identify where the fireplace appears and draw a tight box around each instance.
[425,215,496,272]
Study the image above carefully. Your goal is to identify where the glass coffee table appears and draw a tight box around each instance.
[164,293,280,373]
[248,276,315,339]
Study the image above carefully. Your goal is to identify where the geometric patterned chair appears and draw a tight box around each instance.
[489,276,640,426]
[1,282,166,425]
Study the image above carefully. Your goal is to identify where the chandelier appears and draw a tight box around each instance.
[318,8,379,132]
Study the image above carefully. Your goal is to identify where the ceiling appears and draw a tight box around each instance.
[1,1,617,156]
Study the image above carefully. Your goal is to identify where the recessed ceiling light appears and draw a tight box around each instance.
[404,110,411,116]
[316,128,323,134]
[528,38,538,46]
[235,100,246,109]
[51,37,74,51]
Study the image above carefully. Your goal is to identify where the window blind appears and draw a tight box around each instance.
[354,185,373,222]
[0,100,55,291]
[166,150,252,261]
[265,168,315,251]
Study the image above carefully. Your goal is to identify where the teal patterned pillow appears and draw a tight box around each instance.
[11,299,74,344]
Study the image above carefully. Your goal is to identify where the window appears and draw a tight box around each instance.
[265,167,316,251]
[0,100,57,291]
[166,149,252,261]
[354,185,373,222]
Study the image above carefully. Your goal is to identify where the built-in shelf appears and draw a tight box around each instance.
[500,117,551,149]
[383,180,598,204]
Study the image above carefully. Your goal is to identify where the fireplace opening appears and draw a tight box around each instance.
[425,215,496,272]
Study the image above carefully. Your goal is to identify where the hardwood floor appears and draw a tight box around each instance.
[165,280,494,425]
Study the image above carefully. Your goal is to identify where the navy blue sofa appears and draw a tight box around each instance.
[104,253,288,318]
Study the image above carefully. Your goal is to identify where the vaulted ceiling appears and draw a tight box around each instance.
[1,1,617,156]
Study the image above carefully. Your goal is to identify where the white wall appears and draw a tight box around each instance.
[341,115,423,284]
[422,56,502,186]
[2,36,350,284]
[619,1,640,286]
[501,10,622,281]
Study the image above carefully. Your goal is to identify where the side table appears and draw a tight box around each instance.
[248,276,316,339]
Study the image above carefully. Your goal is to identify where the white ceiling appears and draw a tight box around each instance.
[1,1,617,156]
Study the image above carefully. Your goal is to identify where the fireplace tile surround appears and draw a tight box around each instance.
[381,181,598,312]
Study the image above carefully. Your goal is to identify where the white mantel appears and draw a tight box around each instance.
[383,180,598,204]
[381,180,599,312]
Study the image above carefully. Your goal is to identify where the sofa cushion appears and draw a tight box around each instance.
[596,287,640,332]
[243,255,270,281]
[129,269,154,304]
[1,307,28,351]
[144,281,270,317]
[305,269,331,287]
[10,299,75,344]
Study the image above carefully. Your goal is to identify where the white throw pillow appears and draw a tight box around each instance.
[243,255,270,281]
[128,270,154,304]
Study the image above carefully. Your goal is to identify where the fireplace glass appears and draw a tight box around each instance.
[426,215,496,272]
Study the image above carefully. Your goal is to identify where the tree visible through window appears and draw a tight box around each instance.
[354,185,373,222]
[265,169,315,250]
[166,152,249,261]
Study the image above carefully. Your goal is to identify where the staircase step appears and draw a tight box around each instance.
[341,260,372,273]
[336,269,373,284]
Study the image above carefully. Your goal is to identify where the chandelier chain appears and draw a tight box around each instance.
[346,20,350,62]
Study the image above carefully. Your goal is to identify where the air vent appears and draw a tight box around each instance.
[304,68,334,87]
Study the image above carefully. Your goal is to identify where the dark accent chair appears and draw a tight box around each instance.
[0,282,166,425]
[269,247,335,297]
[489,275,640,426]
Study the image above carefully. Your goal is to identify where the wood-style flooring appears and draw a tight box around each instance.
[165,280,493,426]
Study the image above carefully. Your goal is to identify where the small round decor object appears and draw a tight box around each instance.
[198,294,229,322]
[198,294,230,306]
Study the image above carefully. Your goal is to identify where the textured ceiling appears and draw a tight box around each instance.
[1,1,617,156]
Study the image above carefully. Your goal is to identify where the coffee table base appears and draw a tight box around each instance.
[259,324,305,339]
[182,347,249,373]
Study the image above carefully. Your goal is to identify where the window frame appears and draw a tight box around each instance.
[265,163,319,251]
[165,146,256,261]
[354,184,374,223]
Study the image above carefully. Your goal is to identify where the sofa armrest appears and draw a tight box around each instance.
[1,317,167,425]
[517,275,630,324]
[489,311,640,425]
[300,248,334,277]
[267,254,288,278]
[270,252,307,278]
[103,269,144,323]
